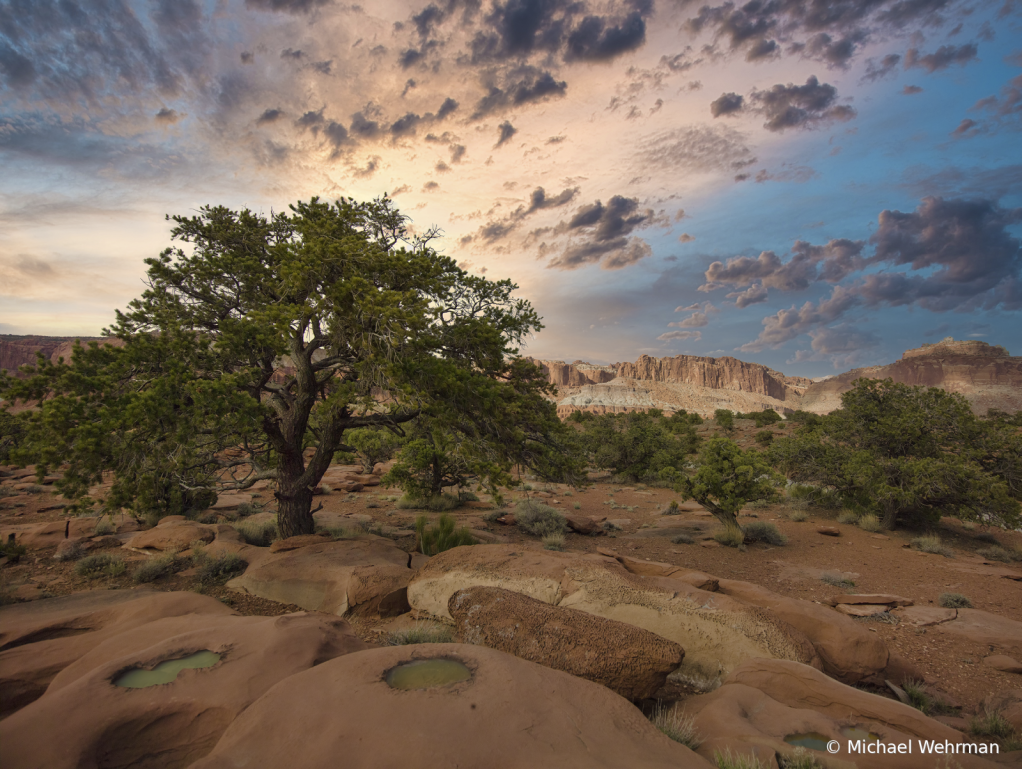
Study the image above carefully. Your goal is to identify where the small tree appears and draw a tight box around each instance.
[344,428,404,474]
[714,409,736,436]
[580,411,698,482]
[675,438,780,530]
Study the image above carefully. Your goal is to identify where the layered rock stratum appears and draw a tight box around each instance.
[0,335,110,376]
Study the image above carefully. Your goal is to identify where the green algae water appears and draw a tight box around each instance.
[841,726,879,742]
[114,651,221,688]
[784,733,830,751]
[386,659,471,690]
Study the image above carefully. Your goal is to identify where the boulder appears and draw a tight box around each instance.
[680,659,997,769]
[0,612,366,769]
[227,539,413,616]
[0,590,235,718]
[936,608,1022,657]
[448,586,684,699]
[817,526,841,536]
[834,604,892,617]
[1,518,124,550]
[188,644,713,769]
[565,515,601,535]
[983,655,1022,674]
[269,533,333,553]
[609,553,719,591]
[716,578,890,684]
[124,518,217,552]
[891,606,957,627]
[410,545,819,682]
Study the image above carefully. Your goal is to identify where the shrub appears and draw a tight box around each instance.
[482,510,504,523]
[236,502,262,516]
[713,525,745,548]
[779,748,824,769]
[754,430,773,446]
[837,511,859,524]
[858,513,882,532]
[75,553,125,579]
[0,540,28,563]
[23,484,45,494]
[969,711,1012,738]
[742,521,787,546]
[416,514,476,555]
[671,533,694,545]
[542,532,565,551]
[386,623,454,645]
[195,551,247,585]
[912,534,954,557]
[788,509,808,522]
[573,502,581,510]
[54,540,86,562]
[978,545,1022,563]
[939,592,972,608]
[131,554,182,584]
[974,532,999,544]
[515,500,567,537]
[664,500,681,515]
[820,571,855,588]
[715,748,768,769]
[901,679,957,716]
[94,517,116,536]
[649,704,700,750]
[233,520,278,547]
[458,490,479,502]
[602,520,622,531]
[396,493,461,512]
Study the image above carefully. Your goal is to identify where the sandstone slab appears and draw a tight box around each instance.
[188,644,713,769]
[124,518,216,552]
[825,594,913,607]
[228,539,413,616]
[891,606,957,627]
[834,604,892,617]
[983,655,1022,674]
[449,585,684,699]
[937,608,1022,657]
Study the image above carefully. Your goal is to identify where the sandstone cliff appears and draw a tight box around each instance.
[526,355,812,418]
[799,338,1022,415]
[0,335,113,377]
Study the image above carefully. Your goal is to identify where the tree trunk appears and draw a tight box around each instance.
[275,447,316,538]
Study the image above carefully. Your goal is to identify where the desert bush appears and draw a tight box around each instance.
[820,571,855,588]
[233,520,278,547]
[836,511,859,524]
[0,539,27,563]
[482,510,504,523]
[93,517,116,536]
[602,520,622,531]
[131,553,182,584]
[386,623,454,646]
[969,711,1012,738]
[912,534,954,557]
[542,532,565,551]
[671,533,694,545]
[858,513,882,532]
[787,509,808,522]
[458,490,479,502]
[974,531,999,544]
[75,553,125,579]
[573,502,581,510]
[515,500,566,537]
[23,484,45,494]
[195,551,247,585]
[742,521,787,546]
[779,748,823,769]
[978,545,1022,562]
[663,499,681,515]
[395,493,461,512]
[715,748,768,769]
[236,502,261,516]
[754,430,774,446]
[939,592,972,608]
[416,514,475,555]
[54,540,86,562]
[649,704,700,750]
[901,679,957,716]
[713,525,745,548]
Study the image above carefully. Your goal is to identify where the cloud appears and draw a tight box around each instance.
[472,69,567,118]
[564,12,647,62]
[244,0,331,12]
[633,125,756,174]
[471,185,579,243]
[951,118,979,137]
[546,195,660,271]
[902,84,923,94]
[678,233,695,243]
[748,76,856,132]
[861,53,901,82]
[155,108,183,124]
[256,108,284,125]
[727,283,769,307]
[905,43,979,72]
[495,120,517,147]
[738,285,860,351]
[702,238,866,292]
[657,330,702,341]
[669,311,708,327]
[710,92,744,117]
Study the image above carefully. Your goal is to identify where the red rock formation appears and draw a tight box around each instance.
[800,339,1022,415]
[0,335,113,377]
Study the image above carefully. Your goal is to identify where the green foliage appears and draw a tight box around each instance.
[93,517,115,536]
[779,748,824,769]
[0,410,27,463]
[714,409,735,436]
[541,532,565,551]
[671,532,694,544]
[939,592,972,608]
[514,499,567,537]
[836,511,859,524]
[770,379,1022,531]
[675,438,781,529]
[820,571,855,588]
[0,540,27,562]
[742,521,787,545]
[75,553,125,579]
[901,679,957,716]
[344,428,404,474]
[970,711,1013,738]
[396,492,461,511]
[977,545,1022,562]
[233,520,278,547]
[787,509,808,522]
[131,554,183,584]
[713,525,745,548]
[415,513,476,555]
[715,749,768,769]
[0,197,584,538]
[194,551,247,586]
[664,499,681,515]
[754,430,773,446]
[858,513,882,532]
[649,704,700,750]
[576,411,698,483]
[913,534,954,557]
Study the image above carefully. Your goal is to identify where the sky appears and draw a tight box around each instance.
[1,0,1020,378]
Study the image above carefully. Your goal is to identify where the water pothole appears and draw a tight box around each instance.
[114,651,221,688]
[385,659,472,690]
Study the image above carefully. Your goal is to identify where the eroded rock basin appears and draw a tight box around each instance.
[385,658,471,690]
[114,650,221,688]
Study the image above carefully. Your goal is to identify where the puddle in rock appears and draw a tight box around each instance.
[841,727,879,741]
[114,651,221,688]
[386,659,472,690]
[784,733,830,751]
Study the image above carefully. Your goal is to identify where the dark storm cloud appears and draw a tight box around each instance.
[256,108,284,125]
[749,76,856,132]
[711,196,1022,351]
[710,92,744,116]
[244,0,331,13]
[682,0,958,69]
[861,53,901,82]
[905,43,978,72]
[472,69,567,118]
[495,120,518,147]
